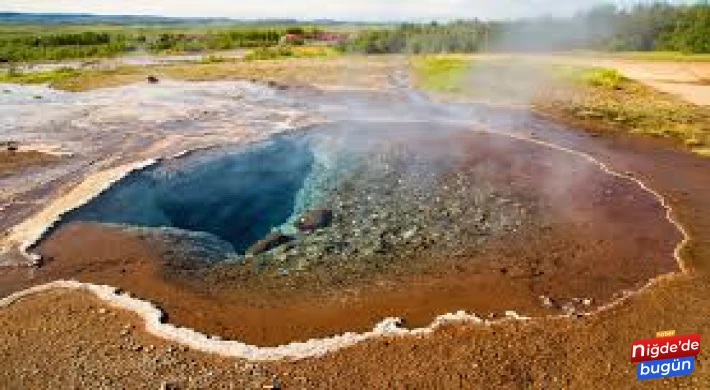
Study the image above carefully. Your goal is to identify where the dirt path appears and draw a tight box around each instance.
[547,56,710,106]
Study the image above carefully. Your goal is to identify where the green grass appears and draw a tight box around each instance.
[0,67,81,84]
[558,51,710,62]
[0,65,151,91]
[30,55,394,91]
[555,66,626,89]
[613,51,710,62]
[0,23,368,38]
[200,55,228,64]
[410,54,710,157]
[244,46,296,61]
[410,55,470,93]
[0,23,357,63]
[549,69,710,157]
[244,45,340,61]
[291,46,341,58]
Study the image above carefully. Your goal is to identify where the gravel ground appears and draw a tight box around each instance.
[0,289,275,389]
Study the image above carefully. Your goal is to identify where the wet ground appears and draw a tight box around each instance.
[0,76,683,346]
[6,129,681,345]
[0,79,316,256]
[0,58,708,388]
[0,50,246,74]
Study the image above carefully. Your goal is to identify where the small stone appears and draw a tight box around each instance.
[98,308,107,314]
[295,208,333,232]
[402,227,417,240]
[540,295,555,309]
[263,376,281,390]
[160,382,178,390]
[277,268,289,276]
[561,302,576,313]
[246,232,292,255]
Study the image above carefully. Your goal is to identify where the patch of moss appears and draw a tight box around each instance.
[410,55,710,157]
[410,55,470,93]
[554,66,627,89]
[244,45,341,61]
[0,67,81,84]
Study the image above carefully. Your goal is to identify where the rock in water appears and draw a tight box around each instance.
[295,208,333,232]
[246,232,292,255]
[147,75,160,84]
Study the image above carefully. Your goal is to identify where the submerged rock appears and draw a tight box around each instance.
[246,231,292,255]
[295,208,333,232]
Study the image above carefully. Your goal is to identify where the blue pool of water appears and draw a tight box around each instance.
[63,133,314,254]
[58,122,468,256]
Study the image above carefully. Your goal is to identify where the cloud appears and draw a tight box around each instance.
[0,0,694,21]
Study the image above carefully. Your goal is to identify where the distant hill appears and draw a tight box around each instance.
[0,12,356,26]
[0,12,236,25]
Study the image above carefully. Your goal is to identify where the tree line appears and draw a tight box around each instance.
[1,2,708,62]
[0,27,310,62]
[342,3,710,54]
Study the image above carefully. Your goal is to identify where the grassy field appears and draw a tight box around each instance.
[410,55,471,93]
[608,51,710,62]
[0,55,399,91]
[0,23,366,36]
[0,67,83,84]
[244,45,340,60]
[558,51,710,62]
[411,55,710,157]
[0,24,228,37]
[0,23,361,62]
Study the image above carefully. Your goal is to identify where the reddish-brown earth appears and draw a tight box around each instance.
[1,116,708,388]
[265,123,710,389]
[0,130,679,346]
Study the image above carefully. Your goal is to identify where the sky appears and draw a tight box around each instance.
[0,0,696,21]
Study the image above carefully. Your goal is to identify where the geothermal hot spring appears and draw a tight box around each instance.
[37,119,680,346]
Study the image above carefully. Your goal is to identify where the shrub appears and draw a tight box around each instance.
[244,46,294,61]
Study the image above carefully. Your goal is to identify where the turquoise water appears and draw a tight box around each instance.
[58,122,472,258]
[63,134,314,254]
